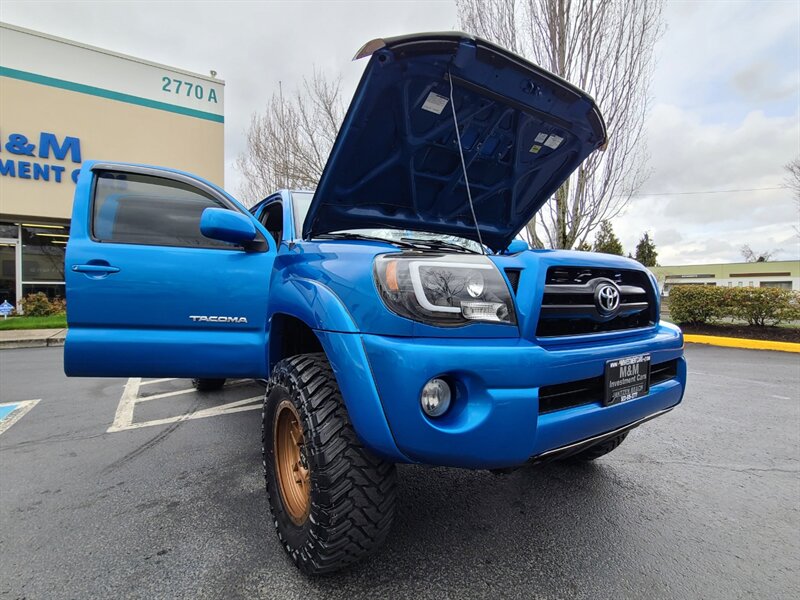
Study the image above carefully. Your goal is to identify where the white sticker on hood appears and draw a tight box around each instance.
[534,132,548,143]
[421,91,449,115]
[544,134,564,149]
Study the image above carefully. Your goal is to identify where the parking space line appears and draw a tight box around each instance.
[0,399,41,436]
[112,396,262,431]
[138,378,176,386]
[137,379,253,403]
[108,378,141,432]
[108,377,264,432]
[137,387,197,402]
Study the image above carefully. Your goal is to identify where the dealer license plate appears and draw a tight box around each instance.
[604,354,651,406]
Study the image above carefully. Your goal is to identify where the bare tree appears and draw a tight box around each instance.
[786,157,800,200]
[785,157,800,237]
[740,244,778,263]
[235,69,345,206]
[457,0,664,249]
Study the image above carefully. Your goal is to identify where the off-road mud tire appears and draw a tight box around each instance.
[262,353,397,575]
[191,378,226,391]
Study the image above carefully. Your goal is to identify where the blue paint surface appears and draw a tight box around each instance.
[62,34,686,468]
[0,404,20,421]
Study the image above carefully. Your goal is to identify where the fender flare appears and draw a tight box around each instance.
[269,277,359,334]
[267,277,408,463]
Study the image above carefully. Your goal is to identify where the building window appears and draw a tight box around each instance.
[0,222,19,238]
[0,240,16,306]
[760,281,792,290]
[738,282,743,287]
[22,283,66,298]
[21,224,69,300]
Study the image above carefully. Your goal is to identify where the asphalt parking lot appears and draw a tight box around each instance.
[0,345,798,599]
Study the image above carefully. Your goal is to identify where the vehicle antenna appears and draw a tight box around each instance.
[447,70,485,255]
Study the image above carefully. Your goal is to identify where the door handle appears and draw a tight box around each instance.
[72,264,120,274]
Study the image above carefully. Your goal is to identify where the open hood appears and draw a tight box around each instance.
[303,32,607,252]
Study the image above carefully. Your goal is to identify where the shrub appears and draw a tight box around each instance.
[19,292,66,317]
[668,285,721,325]
[782,292,800,323]
[49,296,67,315]
[669,285,800,326]
[727,287,798,327]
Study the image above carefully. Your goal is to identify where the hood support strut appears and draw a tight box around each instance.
[447,71,486,255]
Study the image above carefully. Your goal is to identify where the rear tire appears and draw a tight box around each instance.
[568,432,628,462]
[262,353,396,575]
[191,378,226,391]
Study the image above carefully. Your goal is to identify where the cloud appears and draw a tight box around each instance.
[616,99,800,265]
[1,0,797,267]
[613,0,800,267]
[731,62,797,104]
[654,1,799,116]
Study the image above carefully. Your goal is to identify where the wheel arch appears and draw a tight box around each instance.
[266,276,358,371]
[267,313,324,373]
[265,309,407,462]
[266,277,405,461]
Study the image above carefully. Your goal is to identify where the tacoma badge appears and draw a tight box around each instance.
[189,315,248,323]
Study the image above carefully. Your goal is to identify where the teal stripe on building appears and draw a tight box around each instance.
[0,66,224,123]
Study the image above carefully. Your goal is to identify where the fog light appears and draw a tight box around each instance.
[420,378,451,417]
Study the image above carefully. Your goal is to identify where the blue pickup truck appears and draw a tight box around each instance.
[64,33,686,575]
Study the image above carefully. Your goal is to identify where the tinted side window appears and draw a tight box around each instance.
[92,172,234,248]
[260,203,283,246]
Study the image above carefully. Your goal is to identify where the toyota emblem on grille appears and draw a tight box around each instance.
[595,282,621,315]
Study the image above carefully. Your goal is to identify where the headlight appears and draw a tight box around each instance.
[374,254,517,326]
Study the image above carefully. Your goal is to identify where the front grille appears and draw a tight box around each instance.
[536,266,657,337]
[538,358,679,414]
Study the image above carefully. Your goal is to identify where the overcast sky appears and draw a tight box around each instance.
[2,0,798,264]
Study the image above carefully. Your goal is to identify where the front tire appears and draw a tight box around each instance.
[191,378,226,391]
[262,353,396,575]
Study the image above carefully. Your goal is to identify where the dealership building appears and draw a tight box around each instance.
[651,260,800,295]
[0,22,224,308]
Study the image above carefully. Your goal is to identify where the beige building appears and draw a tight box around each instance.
[0,22,224,306]
[651,260,800,295]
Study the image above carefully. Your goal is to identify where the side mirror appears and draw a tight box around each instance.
[200,208,257,245]
[505,239,529,254]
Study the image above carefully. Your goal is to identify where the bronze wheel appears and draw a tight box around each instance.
[273,400,310,525]
[263,353,397,575]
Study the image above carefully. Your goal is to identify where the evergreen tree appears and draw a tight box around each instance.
[634,232,658,266]
[575,240,592,252]
[592,221,624,256]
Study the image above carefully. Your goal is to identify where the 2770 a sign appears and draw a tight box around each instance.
[161,76,219,103]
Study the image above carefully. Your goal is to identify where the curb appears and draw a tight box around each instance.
[0,331,66,350]
[684,334,800,353]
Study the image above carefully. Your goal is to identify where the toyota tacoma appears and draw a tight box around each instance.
[64,33,686,575]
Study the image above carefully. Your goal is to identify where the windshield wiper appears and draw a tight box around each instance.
[399,237,479,254]
[315,233,418,249]
[315,232,479,254]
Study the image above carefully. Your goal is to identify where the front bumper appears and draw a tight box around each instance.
[356,323,685,468]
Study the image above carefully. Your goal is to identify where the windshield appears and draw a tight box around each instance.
[290,191,314,235]
[290,190,483,252]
